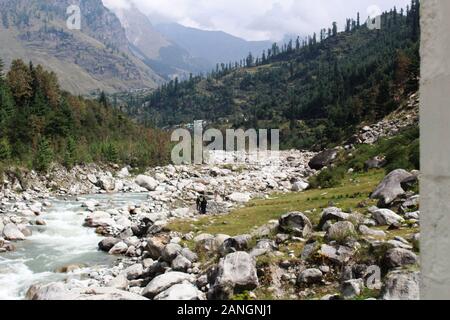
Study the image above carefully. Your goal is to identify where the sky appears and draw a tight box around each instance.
[103,0,411,41]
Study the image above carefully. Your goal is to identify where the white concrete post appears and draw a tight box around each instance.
[421,0,450,300]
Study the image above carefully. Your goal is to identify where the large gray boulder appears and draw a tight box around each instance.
[161,243,182,262]
[381,271,420,300]
[325,221,356,243]
[279,212,313,238]
[146,237,166,259]
[135,175,158,191]
[2,223,26,241]
[384,248,418,269]
[171,255,192,272]
[308,149,338,170]
[142,272,195,299]
[27,283,147,300]
[98,237,121,252]
[318,207,350,230]
[371,209,404,226]
[371,169,414,206]
[219,234,252,257]
[154,283,205,300]
[208,252,259,300]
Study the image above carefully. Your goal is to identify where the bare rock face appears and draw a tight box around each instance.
[208,252,259,300]
[371,169,414,206]
[279,212,313,238]
[381,271,420,300]
[308,149,338,170]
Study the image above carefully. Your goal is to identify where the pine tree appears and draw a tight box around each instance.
[34,138,53,172]
[0,138,11,160]
[332,22,338,36]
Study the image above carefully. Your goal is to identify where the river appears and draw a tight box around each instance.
[0,193,148,300]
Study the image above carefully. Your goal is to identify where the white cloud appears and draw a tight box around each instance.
[102,0,411,41]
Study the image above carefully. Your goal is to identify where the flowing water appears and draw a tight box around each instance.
[0,193,148,300]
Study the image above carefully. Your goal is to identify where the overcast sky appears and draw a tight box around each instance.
[103,0,411,41]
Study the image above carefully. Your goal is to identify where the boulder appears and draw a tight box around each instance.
[142,272,195,299]
[250,239,276,257]
[208,252,258,300]
[371,169,414,206]
[325,221,355,243]
[180,248,198,263]
[341,279,365,299]
[298,268,323,285]
[171,255,192,272]
[384,248,418,269]
[27,283,147,300]
[358,225,386,238]
[2,223,26,241]
[219,234,252,256]
[123,264,144,280]
[371,209,404,226]
[107,274,129,290]
[318,207,350,230]
[278,212,313,238]
[381,271,420,300]
[162,243,182,262]
[135,175,158,191]
[196,234,230,252]
[292,180,309,192]
[97,176,115,192]
[308,149,338,170]
[146,237,167,259]
[154,283,205,301]
[98,237,121,252]
[228,193,251,203]
[85,211,115,228]
[318,244,354,265]
[108,242,128,255]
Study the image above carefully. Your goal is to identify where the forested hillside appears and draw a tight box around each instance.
[128,1,420,150]
[0,59,170,172]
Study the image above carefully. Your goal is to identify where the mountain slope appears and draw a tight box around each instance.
[0,0,163,94]
[111,5,210,80]
[0,58,170,170]
[155,23,272,68]
[132,6,420,150]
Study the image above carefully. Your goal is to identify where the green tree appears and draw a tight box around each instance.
[0,139,11,160]
[34,138,53,172]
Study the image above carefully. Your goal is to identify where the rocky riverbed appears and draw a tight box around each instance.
[1,150,322,300]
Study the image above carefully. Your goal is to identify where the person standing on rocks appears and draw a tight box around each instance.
[197,192,208,215]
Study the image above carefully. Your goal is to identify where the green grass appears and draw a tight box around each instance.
[167,170,385,237]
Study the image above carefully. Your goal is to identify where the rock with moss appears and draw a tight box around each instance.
[325,221,356,243]
[278,212,313,238]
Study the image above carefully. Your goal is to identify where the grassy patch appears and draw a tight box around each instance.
[167,170,385,237]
